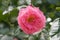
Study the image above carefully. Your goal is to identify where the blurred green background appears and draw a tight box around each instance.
[0,0,60,40]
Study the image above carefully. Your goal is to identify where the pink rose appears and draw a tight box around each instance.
[17,5,46,34]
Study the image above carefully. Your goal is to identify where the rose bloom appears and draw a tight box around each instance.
[17,5,46,34]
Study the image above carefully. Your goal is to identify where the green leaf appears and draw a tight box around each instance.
[28,36,35,40]
[0,9,10,22]
[1,35,13,40]
[0,10,3,22]
[55,12,60,18]
[0,0,2,7]
[26,0,31,5]
[49,18,60,37]
[0,22,9,34]
[40,29,50,40]
[11,0,18,6]
[10,8,18,17]
[56,7,60,11]
[0,0,11,11]
[32,0,42,5]
[50,32,60,40]
[48,12,55,19]
[18,0,26,5]
[47,0,60,6]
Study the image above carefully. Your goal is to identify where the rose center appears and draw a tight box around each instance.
[27,15,35,22]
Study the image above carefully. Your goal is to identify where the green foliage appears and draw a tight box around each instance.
[0,0,60,40]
